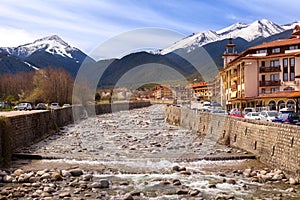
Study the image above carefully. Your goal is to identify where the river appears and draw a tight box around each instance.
[1,104,299,199]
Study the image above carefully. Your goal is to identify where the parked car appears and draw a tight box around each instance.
[259,111,279,122]
[211,109,228,115]
[36,103,47,110]
[272,112,300,124]
[244,112,261,120]
[0,101,5,109]
[243,107,256,114]
[62,104,71,108]
[50,103,60,109]
[14,102,32,111]
[229,110,244,118]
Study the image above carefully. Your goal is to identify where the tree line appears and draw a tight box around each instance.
[0,68,74,105]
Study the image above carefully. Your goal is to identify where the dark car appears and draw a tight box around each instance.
[36,103,47,110]
[272,113,299,124]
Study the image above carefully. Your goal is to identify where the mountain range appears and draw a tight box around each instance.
[0,35,95,76]
[0,19,299,86]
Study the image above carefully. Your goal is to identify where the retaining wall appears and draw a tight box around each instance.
[0,101,150,167]
[166,105,300,178]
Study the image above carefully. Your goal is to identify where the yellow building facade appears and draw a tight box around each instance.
[220,26,300,111]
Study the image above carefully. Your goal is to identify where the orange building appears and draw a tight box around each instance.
[221,26,300,111]
[190,82,211,101]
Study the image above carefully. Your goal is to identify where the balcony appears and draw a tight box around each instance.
[231,84,238,91]
[231,72,238,79]
[259,80,281,87]
[259,66,281,73]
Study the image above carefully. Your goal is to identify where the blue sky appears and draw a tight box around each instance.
[0,0,299,55]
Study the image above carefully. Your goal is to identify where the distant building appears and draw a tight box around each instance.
[190,82,211,101]
[152,85,173,100]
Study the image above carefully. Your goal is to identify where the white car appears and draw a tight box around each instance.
[244,112,261,120]
[14,102,32,111]
[259,111,279,122]
[62,104,71,108]
[50,103,60,109]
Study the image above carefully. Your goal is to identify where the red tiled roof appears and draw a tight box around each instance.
[288,91,300,98]
[244,52,300,59]
[224,38,300,68]
[258,91,300,98]
[191,82,207,88]
[248,38,300,50]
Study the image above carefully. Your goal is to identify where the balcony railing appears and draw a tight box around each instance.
[259,66,281,73]
[259,80,281,87]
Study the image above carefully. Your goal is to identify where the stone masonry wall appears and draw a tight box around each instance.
[0,101,150,167]
[165,105,300,178]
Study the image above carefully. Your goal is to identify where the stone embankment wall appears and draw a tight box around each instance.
[166,105,300,178]
[0,101,151,166]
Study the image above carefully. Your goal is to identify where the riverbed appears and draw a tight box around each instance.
[1,105,299,199]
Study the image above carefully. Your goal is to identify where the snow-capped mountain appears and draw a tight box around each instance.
[161,19,288,55]
[282,21,300,30]
[0,35,78,59]
[216,22,248,35]
[160,30,220,54]
[0,35,95,76]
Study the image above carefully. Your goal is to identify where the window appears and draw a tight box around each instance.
[272,48,280,53]
[290,58,295,81]
[283,58,288,67]
[256,49,267,54]
[283,72,288,81]
[290,58,295,67]
[270,60,280,67]
[271,88,280,93]
[261,88,266,94]
[289,45,298,50]
[270,74,280,81]
[261,61,265,67]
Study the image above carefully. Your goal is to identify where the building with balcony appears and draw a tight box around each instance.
[220,26,300,111]
[152,85,173,100]
[190,82,212,101]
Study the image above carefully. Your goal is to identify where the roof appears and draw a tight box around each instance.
[191,82,207,88]
[288,91,300,98]
[248,38,300,50]
[258,91,300,99]
[224,37,300,68]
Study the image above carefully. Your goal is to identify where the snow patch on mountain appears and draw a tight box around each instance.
[224,19,284,41]
[216,22,248,35]
[282,21,300,30]
[160,30,220,54]
[161,19,286,55]
[0,35,78,59]
[24,61,39,70]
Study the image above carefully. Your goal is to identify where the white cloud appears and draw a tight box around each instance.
[89,28,184,60]
[0,27,37,47]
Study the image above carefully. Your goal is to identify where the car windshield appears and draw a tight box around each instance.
[278,113,289,118]
[267,112,278,117]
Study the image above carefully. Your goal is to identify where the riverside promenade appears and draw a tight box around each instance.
[0,105,299,199]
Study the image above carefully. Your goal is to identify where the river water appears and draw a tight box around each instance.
[5,104,300,199]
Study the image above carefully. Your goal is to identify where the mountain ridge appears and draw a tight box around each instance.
[0,19,299,86]
[0,35,95,76]
[160,19,293,55]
